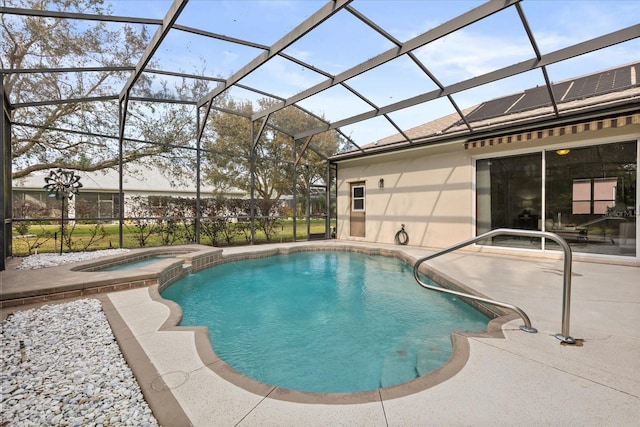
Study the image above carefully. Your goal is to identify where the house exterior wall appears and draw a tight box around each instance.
[336,142,474,248]
[334,116,639,262]
[11,167,247,222]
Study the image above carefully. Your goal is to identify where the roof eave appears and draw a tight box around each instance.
[330,97,640,162]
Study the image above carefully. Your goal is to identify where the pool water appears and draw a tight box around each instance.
[161,251,489,393]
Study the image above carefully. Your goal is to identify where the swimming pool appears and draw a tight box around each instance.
[161,251,489,393]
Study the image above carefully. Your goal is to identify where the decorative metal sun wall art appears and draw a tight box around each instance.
[43,168,83,255]
[43,168,83,200]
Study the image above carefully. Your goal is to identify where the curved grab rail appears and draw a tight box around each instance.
[413,228,575,343]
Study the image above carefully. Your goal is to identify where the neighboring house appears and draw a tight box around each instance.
[12,167,246,221]
[331,63,639,261]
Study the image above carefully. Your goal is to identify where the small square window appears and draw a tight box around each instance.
[352,185,365,212]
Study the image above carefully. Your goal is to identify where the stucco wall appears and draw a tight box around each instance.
[335,144,474,248]
[334,119,640,256]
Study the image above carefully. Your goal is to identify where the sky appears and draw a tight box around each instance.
[103,0,640,146]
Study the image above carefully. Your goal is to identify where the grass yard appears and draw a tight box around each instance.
[11,219,335,256]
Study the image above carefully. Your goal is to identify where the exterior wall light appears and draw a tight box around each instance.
[378,178,384,189]
[555,149,570,156]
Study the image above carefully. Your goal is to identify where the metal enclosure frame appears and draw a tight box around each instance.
[1,0,639,269]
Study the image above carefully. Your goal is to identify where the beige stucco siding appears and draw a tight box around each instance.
[335,118,639,255]
[336,145,474,248]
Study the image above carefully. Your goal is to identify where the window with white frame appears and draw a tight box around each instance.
[351,185,365,212]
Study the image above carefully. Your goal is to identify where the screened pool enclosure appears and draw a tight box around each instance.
[2,0,639,269]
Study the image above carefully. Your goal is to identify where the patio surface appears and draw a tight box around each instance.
[1,240,639,426]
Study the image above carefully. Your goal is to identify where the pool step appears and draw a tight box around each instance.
[379,337,419,388]
[415,336,452,376]
[380,335,454,388]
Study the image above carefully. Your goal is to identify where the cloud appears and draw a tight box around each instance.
[284,48,312,63]
[253,56,327,97]
[414,30,534,84]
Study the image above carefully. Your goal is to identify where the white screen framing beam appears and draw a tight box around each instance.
[252,0,520,122]
[294,24,640,141]
[118,0,188,101]
[0,6,161,24]
[196,0,352,110]
[194,0,351,151]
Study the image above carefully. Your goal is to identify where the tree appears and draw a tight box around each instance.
[267,100,341,203]
[203,96,341,214]
[2,0,209,180]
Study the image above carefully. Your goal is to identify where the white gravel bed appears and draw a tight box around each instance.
[15,249,130,270]
[1,299,160,426]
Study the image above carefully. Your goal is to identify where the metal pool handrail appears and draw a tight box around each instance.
[413,228,575,344]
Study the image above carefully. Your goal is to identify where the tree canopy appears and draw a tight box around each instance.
[203,96,341,211]
[2,0,209,180]
[4,0,342,199]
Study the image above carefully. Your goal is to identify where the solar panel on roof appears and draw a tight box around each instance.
[612,67,632,90]
[597,71,616,92]
[566,75,597,100]
[562,64,636,102]
[511,85,552,111]
[463,63,639,125]
[465,93,523,122]
[552,81,573,101]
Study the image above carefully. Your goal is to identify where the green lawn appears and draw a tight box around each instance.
[11,219,335,256]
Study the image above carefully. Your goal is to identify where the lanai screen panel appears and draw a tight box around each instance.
[3,0,639,155]
[2,0,639,262]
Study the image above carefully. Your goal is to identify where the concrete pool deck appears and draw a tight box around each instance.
[1,241,639,426]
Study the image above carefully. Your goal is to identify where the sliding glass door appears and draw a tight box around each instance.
[476,153,542,249]
[545,141,636,256]
[476,141,637,257]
